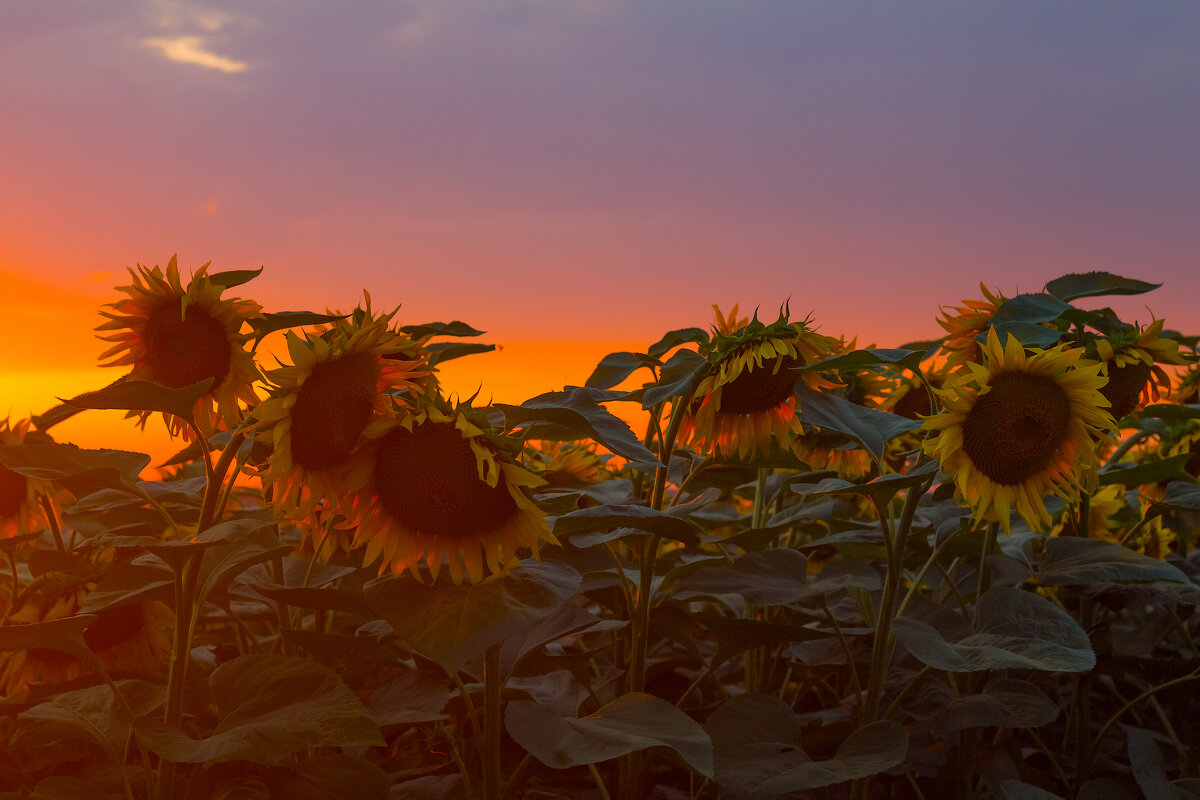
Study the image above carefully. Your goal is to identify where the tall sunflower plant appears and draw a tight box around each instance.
[1,262,1199,799]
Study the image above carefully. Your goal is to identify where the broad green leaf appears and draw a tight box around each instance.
[31,401,83,431]
[264,755,391,800]
[498,601,607,675]
[1126,728,1192,800]
[796,348,926,375]
[706,694,907,795]
[63,378,214,426]
[696,612,830,669]
[506,692,713,776]
[939,679,1059,732]
[0,444,149,496]
[1135,404,1200,422]
[790,458,937,505]
[1159,481,1200,511]
[133,654,383,764]
[673,549,879,606]
[793,382,921,462]
[1000,781,1068,800]
[586,351,657,389]
[1045,271,1162,301]
[642,348,708,409]
[424,341,496,366]
[399,320,485,338]
[369,670,451,727]
[989,294,1073,326]
[26,777,105,800]
[975,321,1065,350]
[0,615,96,660]
[1033,536,1189,586]
[1099,454,1194,486]
[196,514,289,605]
[78,560,173,613]
[363,561,581,675]
[553,503,699,547]
[20,680,166,765]
[647,327,708,359]
[206,266,263,288]
[891,587,1094,673]
[496,388,661,468]
[249,311,349,345]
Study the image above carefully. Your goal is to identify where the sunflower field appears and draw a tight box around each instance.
[1,261,1199,800]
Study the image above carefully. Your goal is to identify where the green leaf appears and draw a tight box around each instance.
[1034,536,1189,586]
[399,320,485,338]
[939,679,1059,732]
[647,327,708,359]
[792,382,921,463]
[78,560,173,613]
[1159,481,1200,511]
[553,503,699,547]
[363,561,581,675]
[0,443,149,490]
[585,351,657,390]
[265,755,391,800]
[673,549,880,606]
[1000,781,1068,800]
[495,387,661,468]
[975,321,1065,350]
[63,378,214,426]
[1126,728,1193,800]
[790,459,937,506]
[1099,454,1194,486]
[706,694,907,795]
[133,654,383,764]
[206,266,263,288]
[796,348,926,375]
[424,341,496,366]
[369,670,452,728]
[249,311,350,345]
[1045,271,1163,302]
[1135,404,1200,422]
[891,587,1094,673]
[642,348,708,409]
[506,692,713,776]
[196,516,290,606]
[696,612,830,669]
[0,615,96,661]
[20,681,166,766]
[989,294,1073,326]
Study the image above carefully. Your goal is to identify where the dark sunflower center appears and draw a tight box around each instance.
[374,421,520,540]
[83,604,146,652]
[719,356,800,415]
[142,302,233,389]
[289,352,377,471]
[0,464,27,518]
[961,371,1072,486]
[1100,360,1151,421]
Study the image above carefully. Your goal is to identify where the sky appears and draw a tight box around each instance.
[1,0,1198,463]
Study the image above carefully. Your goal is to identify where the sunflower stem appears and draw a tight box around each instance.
[38,495,64,552]
[975,522,1000,616]
[157,549,203,800]
[481,644,503,800]
[745,466,772,693]
[197,417,253,531]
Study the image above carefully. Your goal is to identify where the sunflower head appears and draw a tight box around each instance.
[923,327,1116,533]
[529,440,610,487]
[937,283,1009,369]
[96,255,262,437]
[253,300,432,522]
[0,417,54,540]
[1090,318,1190,420]
[681,307,844,460]
[347,405,554,584]
[1050,484,1129,541]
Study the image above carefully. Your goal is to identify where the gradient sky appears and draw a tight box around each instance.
[2,0,1198,462]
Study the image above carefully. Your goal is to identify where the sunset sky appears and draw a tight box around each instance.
[2,0,1198,463]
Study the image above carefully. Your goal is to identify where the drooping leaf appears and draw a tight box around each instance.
[706,694,907,795]
[1045,271,1162,301]
[134,654,384,764]
[62,378,214,427]
[792,382,921,463]
[206,266,263,289]
[1099,455,1195,486]
[673,549,879,606]
[891,587,1094,673]
[498,601,608,675]
[363,561,581,675]
[975,321,1065,350]
[78,559,174,613]
[424,341,496,366]
[553,503,699,547]
[647,327,708,359]
[989,294,1073,326]
[399,320,486,339]
[796,348,926,376]
[1033,537,1189,586]
[0,443,149,498]
[585,351,658,390]
[495,388,661,468]
[642,348,708,409]
[249,311,350,345]
[506,692,713,777]
[790,458,937,506]
[195,514,289,605]
[939,679,1060,732]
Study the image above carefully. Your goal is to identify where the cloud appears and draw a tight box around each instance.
[142,35,247,72]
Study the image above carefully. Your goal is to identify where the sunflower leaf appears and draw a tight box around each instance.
[974,321,1065,350]
[792,382,920,463]
[424,341,496,365]
[399,320,486,338]
[363,561,582,676]
[706,694,907,795]
[1098,454,1194,486]
[1000,780,1069,800]
[0,615,97,660]
[496,388,661,468]
[795,348,926,375]
[647,327,709,359]
[586,351,659,390]
[1032,537,1189,585]
[673,549,880,606]
[1135,404,1200,422]
[938,679,1060,732]
[507,692,714,776]
[133,654,383,764]
[552,503,699,547]
[1159,481,1200,511]
[0,443,149,498]
[891,587,1094,673]
[249,311,350,346]
[642,348,709,409]
[20,681,166,766]
[60,378,214,428]
[790,458,937,505]
[990,294,1074,326]
[206,266,263,289]
[697,613,831,668]
[1045,271,1163,301]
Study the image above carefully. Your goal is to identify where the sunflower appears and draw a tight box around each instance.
[923,327,1116,533]
[0,417,52,540]
[347,406,553,584]
[529,441,610,488]
[254,302,431,522]
[1092,318,1189,421]
[937,283,1010,369]
[1050,483,1129,541]
[681,307,844,460]
[96,255,262,437]
[1174,364,1200,405]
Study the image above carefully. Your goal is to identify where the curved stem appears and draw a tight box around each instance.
[38,495,64,552]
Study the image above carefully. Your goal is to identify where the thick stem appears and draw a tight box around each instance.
[156,550,202,800]
[482,645,503,800]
